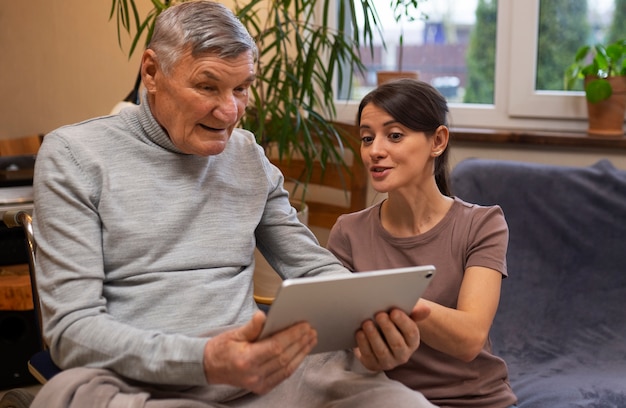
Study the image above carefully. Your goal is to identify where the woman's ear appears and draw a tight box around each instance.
[431,125,449,157]
[141,49,159,94]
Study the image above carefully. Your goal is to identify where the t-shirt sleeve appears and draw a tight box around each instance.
[465,205,509,277]
[326,215,356,272]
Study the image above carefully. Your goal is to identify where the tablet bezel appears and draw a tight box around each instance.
[258,265,436,354]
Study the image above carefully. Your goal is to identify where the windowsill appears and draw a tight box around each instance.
[451,127,626,149]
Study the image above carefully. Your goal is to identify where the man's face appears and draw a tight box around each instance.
[143,48,256,156]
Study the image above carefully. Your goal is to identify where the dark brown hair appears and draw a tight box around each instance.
[357,79,451,196]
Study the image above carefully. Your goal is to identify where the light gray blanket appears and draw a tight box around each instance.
[30,351,437,408]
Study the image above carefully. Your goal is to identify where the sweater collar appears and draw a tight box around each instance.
[122,90,187,155]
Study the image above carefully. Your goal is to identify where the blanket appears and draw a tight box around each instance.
[29,351,436,408]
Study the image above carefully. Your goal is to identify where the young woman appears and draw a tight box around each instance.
[327,79,517,408]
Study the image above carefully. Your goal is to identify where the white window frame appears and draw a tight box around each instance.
[334,0,590,133]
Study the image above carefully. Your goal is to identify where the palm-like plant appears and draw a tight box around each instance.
[389,0,425,72]
[109,0,383,201]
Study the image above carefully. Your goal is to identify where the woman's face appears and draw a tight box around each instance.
[359,103,438,194]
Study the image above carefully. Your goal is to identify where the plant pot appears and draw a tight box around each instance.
[585,76,626,137]
[376,71,419,86]
[253,200,309,304]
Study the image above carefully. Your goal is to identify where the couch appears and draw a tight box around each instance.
[450,158,626,408]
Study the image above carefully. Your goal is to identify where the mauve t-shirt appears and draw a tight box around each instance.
[327,197,517,408]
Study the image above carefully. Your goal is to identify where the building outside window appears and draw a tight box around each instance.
[335,0,624,133]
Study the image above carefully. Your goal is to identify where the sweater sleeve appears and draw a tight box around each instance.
[253,152,347,280]
[33,133,208,386]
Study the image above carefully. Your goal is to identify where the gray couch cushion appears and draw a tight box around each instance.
[451,158,626,408]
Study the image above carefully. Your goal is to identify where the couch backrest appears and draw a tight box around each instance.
[451,158,626,367]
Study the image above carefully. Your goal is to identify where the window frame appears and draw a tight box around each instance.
[334,0,592,133]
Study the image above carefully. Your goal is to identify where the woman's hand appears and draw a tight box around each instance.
[354,302,430,371]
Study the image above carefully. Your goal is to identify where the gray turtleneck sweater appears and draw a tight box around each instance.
[32,99,345,387]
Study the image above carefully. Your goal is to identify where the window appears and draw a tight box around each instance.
[509,0,617,120]
[340,0,493,104]
[335,0,622,133]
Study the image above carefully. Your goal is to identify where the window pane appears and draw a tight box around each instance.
[536,0,619,92]
[339,0,497,105]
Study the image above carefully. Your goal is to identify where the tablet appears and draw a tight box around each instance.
[258,265,436,354]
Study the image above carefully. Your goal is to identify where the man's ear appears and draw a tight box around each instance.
[431,125,450,157]
[141,49,159,94]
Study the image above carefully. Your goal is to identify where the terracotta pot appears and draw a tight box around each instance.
[585,76,626,137]
[376,71,419,86]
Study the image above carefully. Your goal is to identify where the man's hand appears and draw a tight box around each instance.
[202,311,317,395]
[355,301,431,371]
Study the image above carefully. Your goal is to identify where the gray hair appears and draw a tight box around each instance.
[147,1,258,74]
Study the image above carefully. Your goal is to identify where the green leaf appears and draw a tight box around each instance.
[585,78,612,103]
[574,45,590,62]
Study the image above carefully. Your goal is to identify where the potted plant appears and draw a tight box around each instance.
[109,0,382,202]
[376,0,424,85]
[110,0,378,301]
[564,38,626,136]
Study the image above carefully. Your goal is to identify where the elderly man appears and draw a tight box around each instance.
[30,2,435,407]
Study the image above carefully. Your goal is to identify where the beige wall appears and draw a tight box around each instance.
[0,0,149,140]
